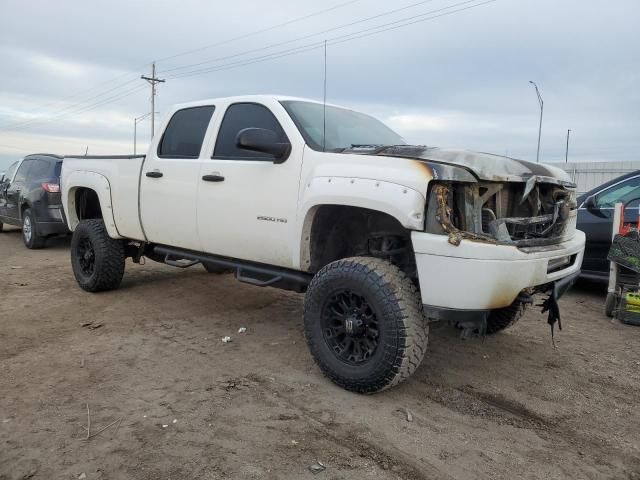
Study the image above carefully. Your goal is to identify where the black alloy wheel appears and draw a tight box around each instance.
[321,290,380,365]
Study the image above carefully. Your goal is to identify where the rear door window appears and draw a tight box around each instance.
[27,159,53,180]
[213,103,288,160]
[158,106,215,158]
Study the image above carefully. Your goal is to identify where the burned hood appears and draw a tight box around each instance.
[372,145,575,186]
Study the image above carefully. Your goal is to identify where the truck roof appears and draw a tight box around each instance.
[171,95,338,111]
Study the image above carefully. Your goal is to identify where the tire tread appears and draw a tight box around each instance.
[71,219,125,292]
[304,257,428,393]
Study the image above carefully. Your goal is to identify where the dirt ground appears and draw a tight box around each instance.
[1,226,639,480]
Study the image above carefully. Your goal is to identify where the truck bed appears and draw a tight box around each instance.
[61,154,147,240]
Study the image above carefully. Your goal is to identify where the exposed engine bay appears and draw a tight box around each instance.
[426,179,578,248]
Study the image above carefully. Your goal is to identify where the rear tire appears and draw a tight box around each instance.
[22,208,45,249]
[486,299,528,334]
[71,219,125,292]
[304,257,428,394]
[0,221,3,232]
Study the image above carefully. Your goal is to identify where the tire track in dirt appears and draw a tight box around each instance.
[243,373,455,480]
[412,378,640,475]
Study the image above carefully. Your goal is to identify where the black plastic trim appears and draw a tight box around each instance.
[423,305,490,323]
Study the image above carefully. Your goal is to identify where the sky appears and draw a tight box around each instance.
[0,0,638,171]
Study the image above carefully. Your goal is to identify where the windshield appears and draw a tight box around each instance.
[281,100,405,152]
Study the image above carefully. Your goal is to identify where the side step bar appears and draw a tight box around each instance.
[153,245,312,293]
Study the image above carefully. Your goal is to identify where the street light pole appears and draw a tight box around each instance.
[565,129,571,163]
[134,112,154,155]
[529,81,544,163]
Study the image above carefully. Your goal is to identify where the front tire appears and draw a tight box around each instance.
[22,208,45,249]
[485,298,528,334]
[71,219,125,292]
[304,257,428,394]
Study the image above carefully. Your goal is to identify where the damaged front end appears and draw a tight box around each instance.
[422,177,580,342]
[426,178,578,248]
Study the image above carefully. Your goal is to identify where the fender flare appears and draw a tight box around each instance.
[62,170,122,239]
[294,176,426,270]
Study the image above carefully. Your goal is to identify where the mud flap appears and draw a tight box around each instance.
[537,270,580,346]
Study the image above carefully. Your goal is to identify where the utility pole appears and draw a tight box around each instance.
[565,129,571,163]
[141,62,165,139]
[529,80,544,163]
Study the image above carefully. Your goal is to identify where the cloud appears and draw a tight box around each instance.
[0,0,638,169]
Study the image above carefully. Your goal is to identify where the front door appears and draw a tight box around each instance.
[140,105,216,251]
[0,161,19,220]
[197,102,302,268]
[5,160,32,222]
[579,174,640,274]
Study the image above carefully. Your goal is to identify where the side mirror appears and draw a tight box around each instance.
[584,195,607,218]
[236,128,291,163]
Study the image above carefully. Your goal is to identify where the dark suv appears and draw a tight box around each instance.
[0,153,69,249]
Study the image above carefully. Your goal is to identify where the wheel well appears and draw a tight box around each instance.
[308,205,417,280]
[75,188,103,220]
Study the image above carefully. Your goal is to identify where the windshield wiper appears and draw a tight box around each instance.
[350,144,386,149]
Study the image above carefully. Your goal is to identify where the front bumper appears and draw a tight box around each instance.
[411,230,585,311]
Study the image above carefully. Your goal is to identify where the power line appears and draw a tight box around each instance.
[156,0,364,64]
[0,84,147,133]
[165,0,496,80]
[0,1,364,131]
[0,0,496,135]
[0,64,151,130]
[0,77,141,131]
[0,0,436,132]
[159,0,439,75]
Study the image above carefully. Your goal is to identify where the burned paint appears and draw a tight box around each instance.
[356,145,575,186]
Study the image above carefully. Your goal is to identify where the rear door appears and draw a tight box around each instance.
[140,105,215,251]
[197,102,302,267]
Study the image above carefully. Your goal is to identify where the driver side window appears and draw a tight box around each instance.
[212,103,288,160]
[596,176,640,208]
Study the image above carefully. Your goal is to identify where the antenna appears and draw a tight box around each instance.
[323,40,327,152]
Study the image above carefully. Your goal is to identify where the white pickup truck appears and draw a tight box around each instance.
[61,95,585,393]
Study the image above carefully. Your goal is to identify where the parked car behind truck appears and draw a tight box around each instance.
[577,170,640,281]
[0,153,68,248]
[60,95,585,393]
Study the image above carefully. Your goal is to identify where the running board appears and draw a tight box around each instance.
[153,245,311,293]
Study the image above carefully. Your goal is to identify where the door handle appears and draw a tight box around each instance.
[146,171,163,178]
[202,174,225,182]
